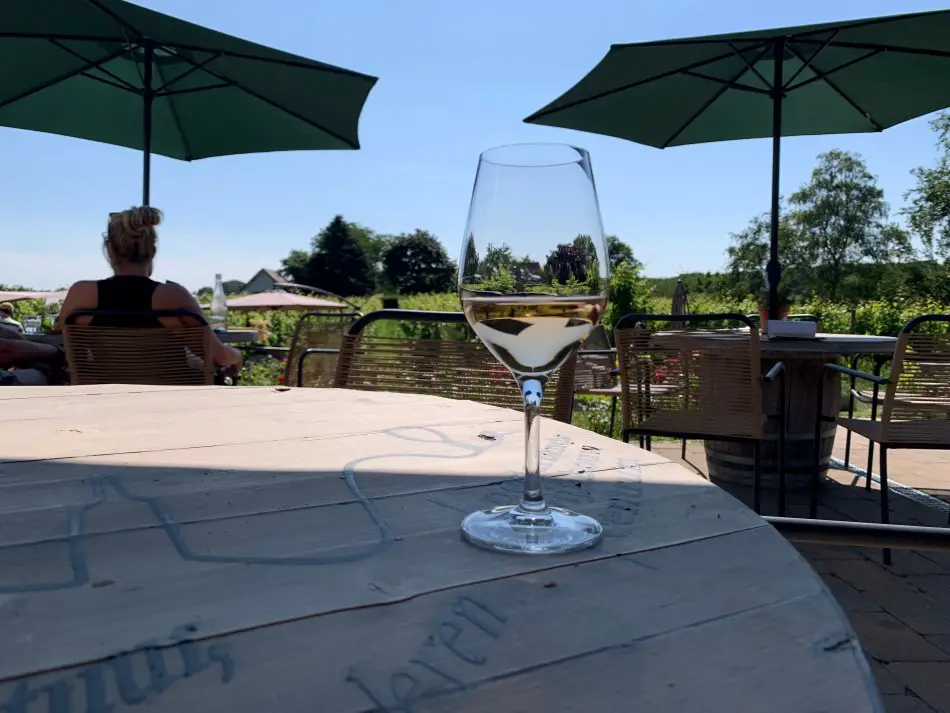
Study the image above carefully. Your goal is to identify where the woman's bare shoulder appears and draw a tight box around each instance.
[154,280,200,309]
[65,280,98,303]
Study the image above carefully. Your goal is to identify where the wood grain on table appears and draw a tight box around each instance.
[0,387,882,712]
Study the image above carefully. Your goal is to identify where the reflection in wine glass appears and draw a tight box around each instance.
[458,143,609,555]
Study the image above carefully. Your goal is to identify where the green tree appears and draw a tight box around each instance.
[904,111,950,259]
[603,261,654,334]
[279,249,312,285]
[301,216,375,296]
[789,150,909,300]
[483,243,515,275]
[381,230,456,294]
[605,235,639,268]
[724,210,803,299]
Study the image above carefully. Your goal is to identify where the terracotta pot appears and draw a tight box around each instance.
[758,304,790,330]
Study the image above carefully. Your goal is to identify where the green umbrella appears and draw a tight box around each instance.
[525,9,950,317]
[0,0,377,204]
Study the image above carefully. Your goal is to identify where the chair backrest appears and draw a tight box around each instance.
[63,309,213,386]
[879,315,950,442]
[614,313,763,439]
[574,349,617,392]
[285,310,362,387]
[334,309,576,422]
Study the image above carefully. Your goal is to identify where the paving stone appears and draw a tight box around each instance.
[869,657,907,694]
[881,694,938,713]
[888,663,950,712]
[821,573,882,612]
[883,552,950,578]
[927,636,950,655]
[908,576,950,608]
[848,612,949,662]
[795,543,864,561]
[834,560,950,636]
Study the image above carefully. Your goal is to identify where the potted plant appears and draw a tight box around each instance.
[757,282,793,329]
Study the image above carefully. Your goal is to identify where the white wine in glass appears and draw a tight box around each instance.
[458,143,609,555]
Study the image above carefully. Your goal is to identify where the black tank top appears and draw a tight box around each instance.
[91,276,163,328]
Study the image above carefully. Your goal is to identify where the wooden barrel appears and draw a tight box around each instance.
[705,422,836,490]
[705,355,841,490]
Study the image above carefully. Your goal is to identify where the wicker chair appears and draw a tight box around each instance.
[615,313,787,514]
[334,309,576,422]
[63,309,213,386]
[285,310,362,387]
[813,315,950,563]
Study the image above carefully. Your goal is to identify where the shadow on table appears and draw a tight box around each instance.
[0,449,765,596]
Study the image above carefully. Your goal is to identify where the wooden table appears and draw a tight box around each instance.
[705,333,897,490]
[0,387,883,712]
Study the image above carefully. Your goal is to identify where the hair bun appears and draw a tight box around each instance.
[118,206,163,233]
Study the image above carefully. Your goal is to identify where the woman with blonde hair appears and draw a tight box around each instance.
[57,206,243,370]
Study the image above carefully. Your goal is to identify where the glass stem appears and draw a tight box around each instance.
[518,377,548,513]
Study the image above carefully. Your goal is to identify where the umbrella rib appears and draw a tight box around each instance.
[157,41,376,80]
[181,62,360,149]
[783,31,839,88]
[46,38,140,93]
[727,42,772,89]
[82,0,143,40]
[681,69,770,94]
[158,83,231,97]
[153,51,224,93]
[0,46,130,112]
[794,38,950,60]
[662,45,772,148]
[524,46,764,122]
[608,9,950,50]
[785,44,883,131]
[785,49,883,92]
[153,60,195,161]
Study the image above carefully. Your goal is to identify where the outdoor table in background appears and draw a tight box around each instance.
[25,328,262,346]
[704,334,897,489]
[0,386,882,712]
[215,328,261,344]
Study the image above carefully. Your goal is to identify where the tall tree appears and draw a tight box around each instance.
[381,230,456,294]
[724,210,803,300]
[544,243,587,283]
[605,235,639,269]
[283,215,375,296]
[789,150,909,299]
[483,243,515,275]
[904,111,950,260]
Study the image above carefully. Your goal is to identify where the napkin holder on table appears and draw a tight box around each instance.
[765,320,817,338]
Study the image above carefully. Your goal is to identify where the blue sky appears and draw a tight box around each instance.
[2,0,948,290]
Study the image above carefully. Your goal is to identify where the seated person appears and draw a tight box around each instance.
[0,302,24,335]
[0,324,62,385]
[56,206,243,371]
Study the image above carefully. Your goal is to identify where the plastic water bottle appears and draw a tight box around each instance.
[210,273,228,332]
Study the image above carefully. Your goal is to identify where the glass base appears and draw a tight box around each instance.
[461,505,603,555]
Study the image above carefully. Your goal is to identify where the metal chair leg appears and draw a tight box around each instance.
[865,358,885,490]
[811,371,825,519]
[881,446,892,565]
[753,441,762,514]
[843,355,858,468]
[778,371,787,518]
[608,396,617,438]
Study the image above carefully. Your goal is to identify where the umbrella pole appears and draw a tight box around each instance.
[767,38,784,322]
[142,44,154,207]
[767,38,785,322]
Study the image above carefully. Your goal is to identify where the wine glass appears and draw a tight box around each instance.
[458,143,609,555]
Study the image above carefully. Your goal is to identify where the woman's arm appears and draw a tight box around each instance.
[162,283,243,369]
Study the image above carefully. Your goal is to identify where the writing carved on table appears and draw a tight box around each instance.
[0,627,234,713]
[347,596,507,712]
